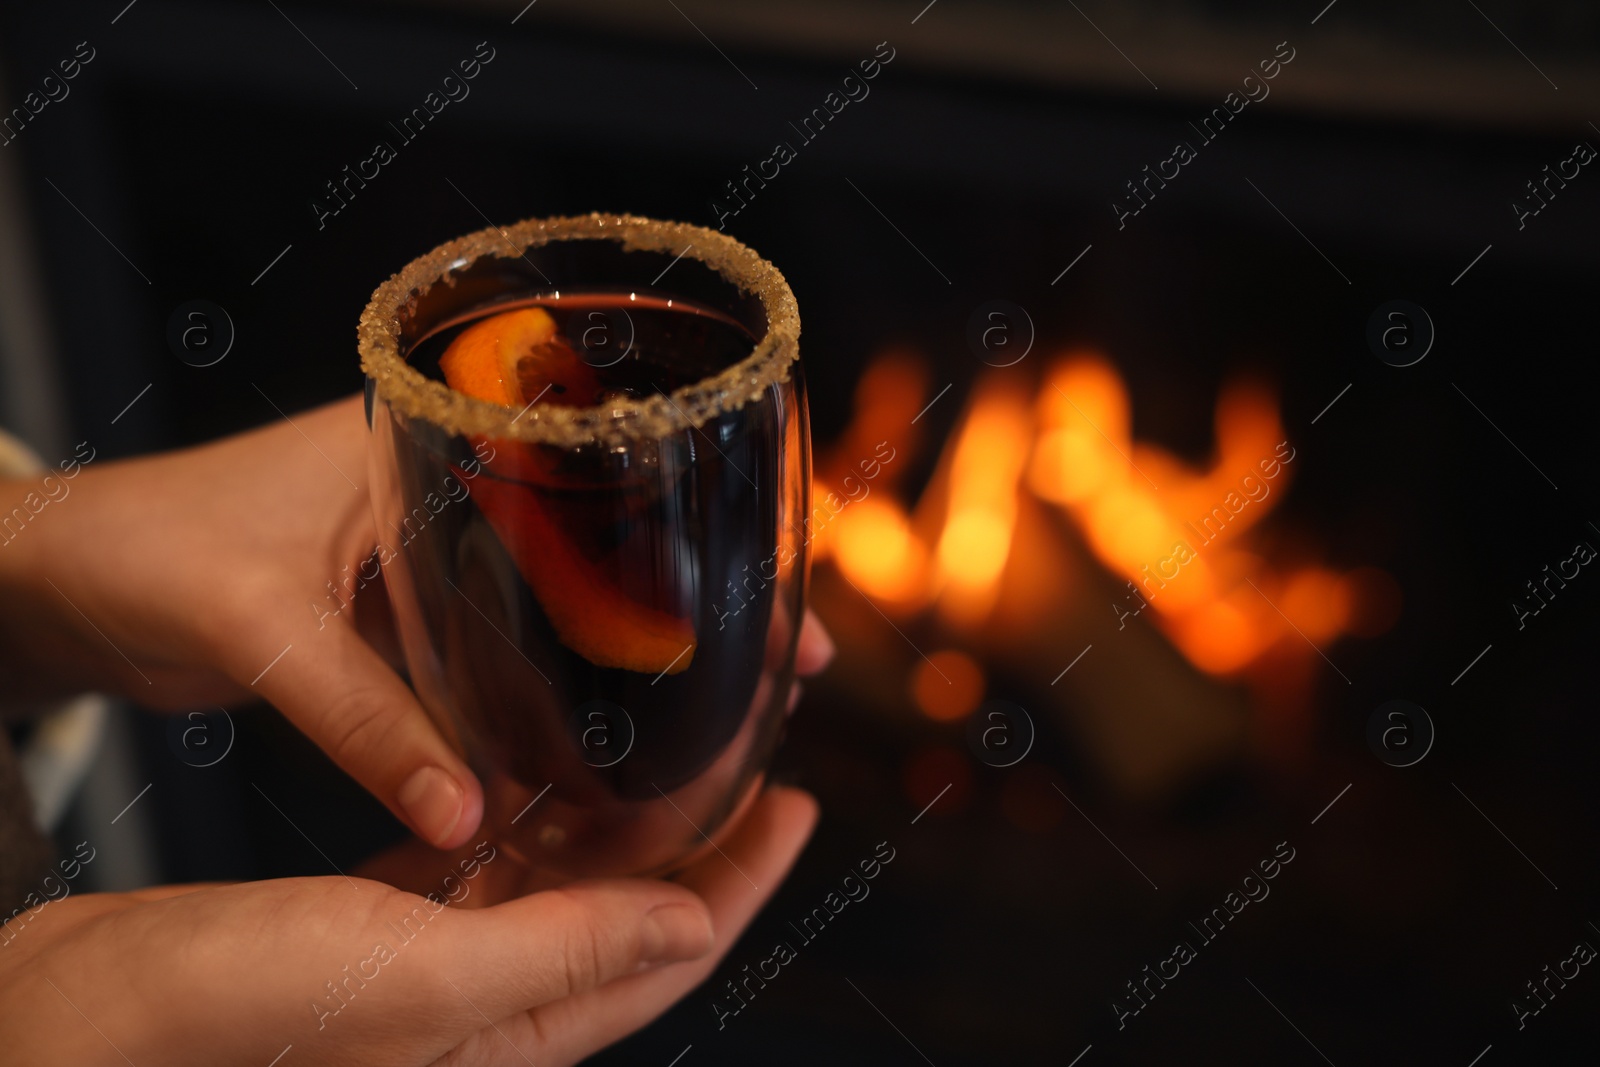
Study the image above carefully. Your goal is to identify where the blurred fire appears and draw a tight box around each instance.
[815,348,1395,689]
[910,649,986,721]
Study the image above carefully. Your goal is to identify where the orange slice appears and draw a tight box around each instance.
[440,305,695,675]
[462,474,697,674]
[438,306,603,411]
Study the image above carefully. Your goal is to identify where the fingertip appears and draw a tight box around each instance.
[730,784,819,855]
[765,784,820,835]
[438,773,485,849]
[398,766,483,848]
[640,903,716,965]
[795,610,835,675]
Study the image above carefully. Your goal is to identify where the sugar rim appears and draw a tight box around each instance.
[358,213,800,447]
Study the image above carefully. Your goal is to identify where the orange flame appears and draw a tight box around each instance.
[818,346,1396,681]
[933,378,1033,624]
[1030,351,1365,674]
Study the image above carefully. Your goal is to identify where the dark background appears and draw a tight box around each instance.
[2,1,1598,1063]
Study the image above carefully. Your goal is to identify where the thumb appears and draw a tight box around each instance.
[434,879,716,1019]
[246,621,484,848]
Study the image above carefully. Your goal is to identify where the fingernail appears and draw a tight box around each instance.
[640,904,714,964]
[398,767,464,847]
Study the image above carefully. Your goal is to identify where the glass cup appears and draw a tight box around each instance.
[359,214,807,881]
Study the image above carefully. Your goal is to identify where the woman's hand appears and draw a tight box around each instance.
[0,395,834,850]
[0,786,817,1067]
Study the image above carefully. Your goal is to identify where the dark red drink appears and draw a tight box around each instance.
[378,288,806,876]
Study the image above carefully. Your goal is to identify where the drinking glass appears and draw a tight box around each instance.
[360,214,807,880]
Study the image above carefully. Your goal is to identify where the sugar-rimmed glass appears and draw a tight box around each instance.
[360,214,807,880]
